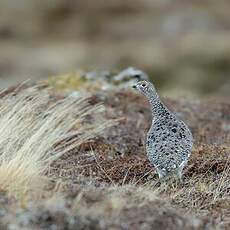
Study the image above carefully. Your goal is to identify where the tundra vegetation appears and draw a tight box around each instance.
[0,74,229,230]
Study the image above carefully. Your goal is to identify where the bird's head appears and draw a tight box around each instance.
[132,80,157,98]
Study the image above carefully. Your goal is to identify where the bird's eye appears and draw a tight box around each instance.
[141,83,146,87]
[133,74,141,79]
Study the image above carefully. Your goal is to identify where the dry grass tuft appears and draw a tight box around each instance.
[0,86,110,199]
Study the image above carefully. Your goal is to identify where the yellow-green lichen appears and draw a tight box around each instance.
[47,71,86,92]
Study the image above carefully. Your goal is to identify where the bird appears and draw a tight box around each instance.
[132,80,193,182]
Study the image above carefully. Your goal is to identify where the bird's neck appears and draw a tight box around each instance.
[147,93,169,118]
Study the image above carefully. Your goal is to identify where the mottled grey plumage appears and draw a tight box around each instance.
[133,80,193,182]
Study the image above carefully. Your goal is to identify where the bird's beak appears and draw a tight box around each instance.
[132,85,137,89]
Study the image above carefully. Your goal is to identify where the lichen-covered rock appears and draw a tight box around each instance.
[46,67,150,93]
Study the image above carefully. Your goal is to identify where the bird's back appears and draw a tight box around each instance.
[146,113,193,175]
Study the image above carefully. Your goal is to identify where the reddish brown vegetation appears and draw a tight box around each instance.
[0,87,229,229]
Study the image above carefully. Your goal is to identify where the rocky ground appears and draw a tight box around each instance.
[0,73,229,229]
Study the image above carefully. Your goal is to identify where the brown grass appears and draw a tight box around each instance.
[0,86,111,199]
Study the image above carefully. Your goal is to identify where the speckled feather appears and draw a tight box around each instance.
[133,79,193,181]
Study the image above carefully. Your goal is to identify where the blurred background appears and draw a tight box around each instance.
[0,0,229,99]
